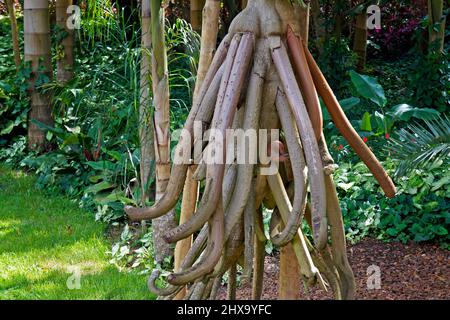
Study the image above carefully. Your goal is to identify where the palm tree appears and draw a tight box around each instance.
[24,0,54,150]
[139,0,155,204]
[389,115,450,177]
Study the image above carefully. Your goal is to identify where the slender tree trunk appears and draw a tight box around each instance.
[190,0,205,33]
[353,11,367,70]
[151,0,176,263]
[55,0,74,83]
[174,0,220,300]
[139,0,155,204]
[6,0,21,69]
[193,0,220,100]
[24,0,54,150]
[428,0,446,52]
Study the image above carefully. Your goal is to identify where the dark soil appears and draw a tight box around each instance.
[217,238,450,300]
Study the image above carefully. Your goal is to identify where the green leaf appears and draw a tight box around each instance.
[86,160,116,171]
[337,182,355,191]
[339,97,361,111]
[361,112,372,132]
[391,104,440,121]
[349,70,387,107]
[432,225,448,236]
[85,181,115,194]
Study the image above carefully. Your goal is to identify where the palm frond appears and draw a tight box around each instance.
[388,114,450,177]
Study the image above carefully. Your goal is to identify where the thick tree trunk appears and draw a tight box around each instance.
[139,0,155,204]
[6,0,21,69]
[190,0,205,33]
[24,0,54,150]
[151,0,176,263]
[56,0,74,83]
[428,0,446,52]
[353,12,367,70]
[174,0,220,299]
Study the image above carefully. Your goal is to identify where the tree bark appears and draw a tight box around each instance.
[353,11,367,70]
[55,0,74,83]
[190,0,206,33]
[278,243,302,300]
[428,0,446,52]
[151,0,176,263]
[24,0,54,150]
[294,1,310,44]
[6,0,21,69]
[139,0,155,204]
[193,0,221,100]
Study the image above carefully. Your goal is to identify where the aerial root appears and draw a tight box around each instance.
[271,37,328,250]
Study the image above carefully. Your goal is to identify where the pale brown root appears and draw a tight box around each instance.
[212,214,244,278]
[223,39,267,242]
[227,263,237,300]
[125,37,231,222]
[201,277,215,300]
[151,225,209,298]
[222,163,238,209]
[167,199,224,285]
[193,162,207,181]
[286,25,323,141]
[303,204,341,298]
[164,33,254,243]
[209,276,222,300]
[271,88,307,247]
[266,173,319,284]
[190,280,208,300]
[271,39,327,250]
[147,269,180,297]
[302,42,396,198]
[324,174,356,299]
[252,207,266,300]
[242,180,256,284]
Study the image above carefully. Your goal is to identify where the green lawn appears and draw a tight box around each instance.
[0,165,153,299]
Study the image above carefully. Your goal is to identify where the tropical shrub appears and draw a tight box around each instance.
[334,158,450,248]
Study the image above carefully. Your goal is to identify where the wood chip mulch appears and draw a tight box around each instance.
[217,238,450,300]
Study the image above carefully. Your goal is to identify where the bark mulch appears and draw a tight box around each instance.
[217,238,450,300]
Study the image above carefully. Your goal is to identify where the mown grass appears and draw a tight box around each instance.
[0,165,154,300]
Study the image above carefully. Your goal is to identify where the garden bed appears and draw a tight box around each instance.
[217,239,449,300]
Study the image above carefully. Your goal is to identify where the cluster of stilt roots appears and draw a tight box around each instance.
[125,0,396,300]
